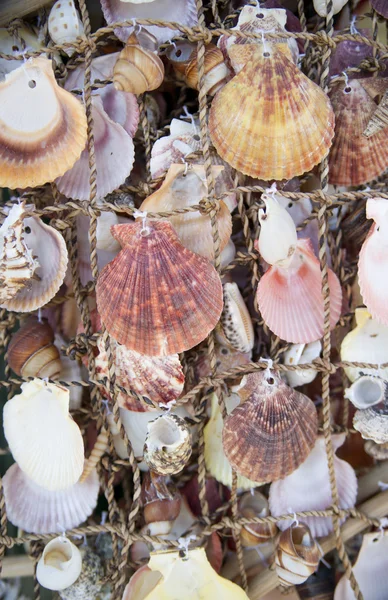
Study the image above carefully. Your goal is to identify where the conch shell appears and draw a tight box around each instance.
[113,33,164,94]
[275,524,320,586]
[37,537,82,591]
[143,413,192,475]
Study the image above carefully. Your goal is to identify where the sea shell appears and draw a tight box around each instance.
[100,0,198,44]
[96,220,223,356]
[220,282,254,353]
[345,375,387,410]
[95,211,127,253]
[313,0,348,16]
[95,334,185,410]
[258,192,298,268]
[3,379,84,491]
[80,429,109,483]
[98,83,139,138]
[238,491,277,547]
[334,531,388,600]
[142,472,181,536]
[204,392,261,490]
[56,96,135,201]
[222,371,318,483]
[353,406,388,444]
[364,439,388,460]
[275,524,320,586]
[123,548,249,600]
[59,549,103,600]
[363,90,388,138]
[1,211,68,312]
[113,33,164,94]
[256,238,342,344]
[8,317,62,379]
[209,46,334,180]
[140,164,232,261]
[371,0,388,17]
[3,463,99,533]
[330,30,375,80]
[150,118,202,180]
[340,308,388,382]
[48,0,83,46]
[269,434,357,537]
[0,26,43,79]
[0,57,87,189]
[143,413,192,475]
[328,79,388,186]
[37,537,82,591]
[283,341,322,388]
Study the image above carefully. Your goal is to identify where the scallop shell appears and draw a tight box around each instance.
[363,90,388,138]
[222,371,318,483]
[345,375,387,410]
[220,283,254,353]
[37,537,83,591]
[143,413,192,475]
[313,0,348,16]
[328,79,388,186]
[256,238,342,344]
[150,118,202,180]
[275,524,320,586]
[1,212,68,312]
[258,192,298,268]
[0,57,87,189]
[3,463,99,534]
[96,220,223,356]
[140,164,232,261]
[3,379,84,491]
[48,0,83,46]
[371,0,388,17]
[269,434,358,537]
[209,46,334,180]
[238,491,277,547]
[95,334,185,410]
[56,96,135,201]
[353,407,388,444]
[283,341,322,388]
[113,34,164,94]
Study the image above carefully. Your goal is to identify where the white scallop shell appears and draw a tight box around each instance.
[37,537,82,591]
[3,379,84,491]
[48,0,83,46]
[258,193,298,267]
[3,463,99,534]
[283,341,322,388]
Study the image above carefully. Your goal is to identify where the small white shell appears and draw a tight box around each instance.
[258,193,298,267]
[143,414,192,475]
[313,0,348,17]
[283,341,322,388]
[37,537,82,591]
[345,375,387,410]
[48,0,83,46]
[220,283,254,353]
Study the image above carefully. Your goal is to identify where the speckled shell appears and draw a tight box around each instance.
[275,524,320,586]
[220,283,254,353]
[95,334,185,411]
[209,47,334,180]
[328,79,388,186]
[8,317,61,378]
[222,371,318,483]
[143,413,192,475]
[371,0,388,17]
[113,34,164,94]
[58,549,103,600]
[48,0,82,45]
[96,220,223,356]
[353,407,388,444]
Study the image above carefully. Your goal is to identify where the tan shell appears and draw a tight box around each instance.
[95,334,185,410]
[8,317,61,379]
[238,491,277,547]
[220,282,254,353]
[363,90,388,137]
[275,524,320,586]
[140,164,232,261]
[143,413,192,475]
[113,33,164,94]
[222,371,318,483]
[353,406,388,444]
[141,472,181,535]
[80,429,109,483]
[96,220,223,356]
[0,57,87,188]
[209,46,334,180]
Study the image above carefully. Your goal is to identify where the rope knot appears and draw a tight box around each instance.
[186,26,213,45]
[199,198,220,215]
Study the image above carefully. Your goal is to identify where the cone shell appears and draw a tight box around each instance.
[328,79,388,186]
[371,0,388,17]
[353,407,388,444]
[3,379,84,491]
[0,57,87,188]
[220,283,254,353]
[37,537,83,591]
[96,220,223,356]
[143,413,192,475]
[140,164,232,261]
[222,371,318,483]
[209,47,334,180]
[48,0,83,45]
[238,491,277,547]
[8,317,61,379]
[95,334,185,411]
[275,524,320,586]
[3,463,99,534]
[257,238,342,343]
[113,35,164,94]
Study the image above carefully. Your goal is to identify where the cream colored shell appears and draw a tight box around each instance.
[37,537,82,591]
[48,0,83,46]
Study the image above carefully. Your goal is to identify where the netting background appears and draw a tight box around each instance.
[0,0,388,598]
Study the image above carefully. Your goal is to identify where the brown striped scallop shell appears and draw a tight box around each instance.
[96,220,223,356]
[222,371,318,483]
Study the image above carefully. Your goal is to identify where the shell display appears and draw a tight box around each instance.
[238,491,277,547]
[37,537,82,591]
[96,220,223,356]
[209,46,334,180]
[220,283,254,353]
[8,317,61,378]
[275,524,320,586]
[113,33,164,94]
[48,0,83,46]
[143,413,192,475]
[0,57,87,188]
[222,371,318,483]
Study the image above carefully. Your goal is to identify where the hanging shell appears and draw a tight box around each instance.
[3,379,84,491]
[2,463,99,533]
[58,548,103,600]
[8,317,62,379]
[345,375,387,410]
[256,238,342,343]
[48,0,83,46]
[269,434,357,537]
[113,33,164,94]
[0,57,87,188]
[275,524,320,586]
[313,0,348,16]
[220,283,254,353]
[142,472,181,535]
[283,341,322,388]
[364,90,388,137]
[371,0,388,18]
[37,537,82,591]
[330,30,375,80]
[209,46,334,180]
[143,413,192,475]
[238,491,277,547]
[222,371,318,483]
[80,429,109,483]
[150,117,202,179]
[353,406,388,444]
[258,192,298,268]
[140,164,232,261]
[96,220,223,356]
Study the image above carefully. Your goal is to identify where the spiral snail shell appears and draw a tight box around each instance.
[113,33,164,94]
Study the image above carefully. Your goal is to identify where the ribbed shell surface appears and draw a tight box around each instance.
[209,47,334,180]
[96,220,223,356]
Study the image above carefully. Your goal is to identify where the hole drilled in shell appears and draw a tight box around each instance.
[344,86,352,93]
[28,80,37,88]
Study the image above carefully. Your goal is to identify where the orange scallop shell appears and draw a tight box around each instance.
[96,220,223,356]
